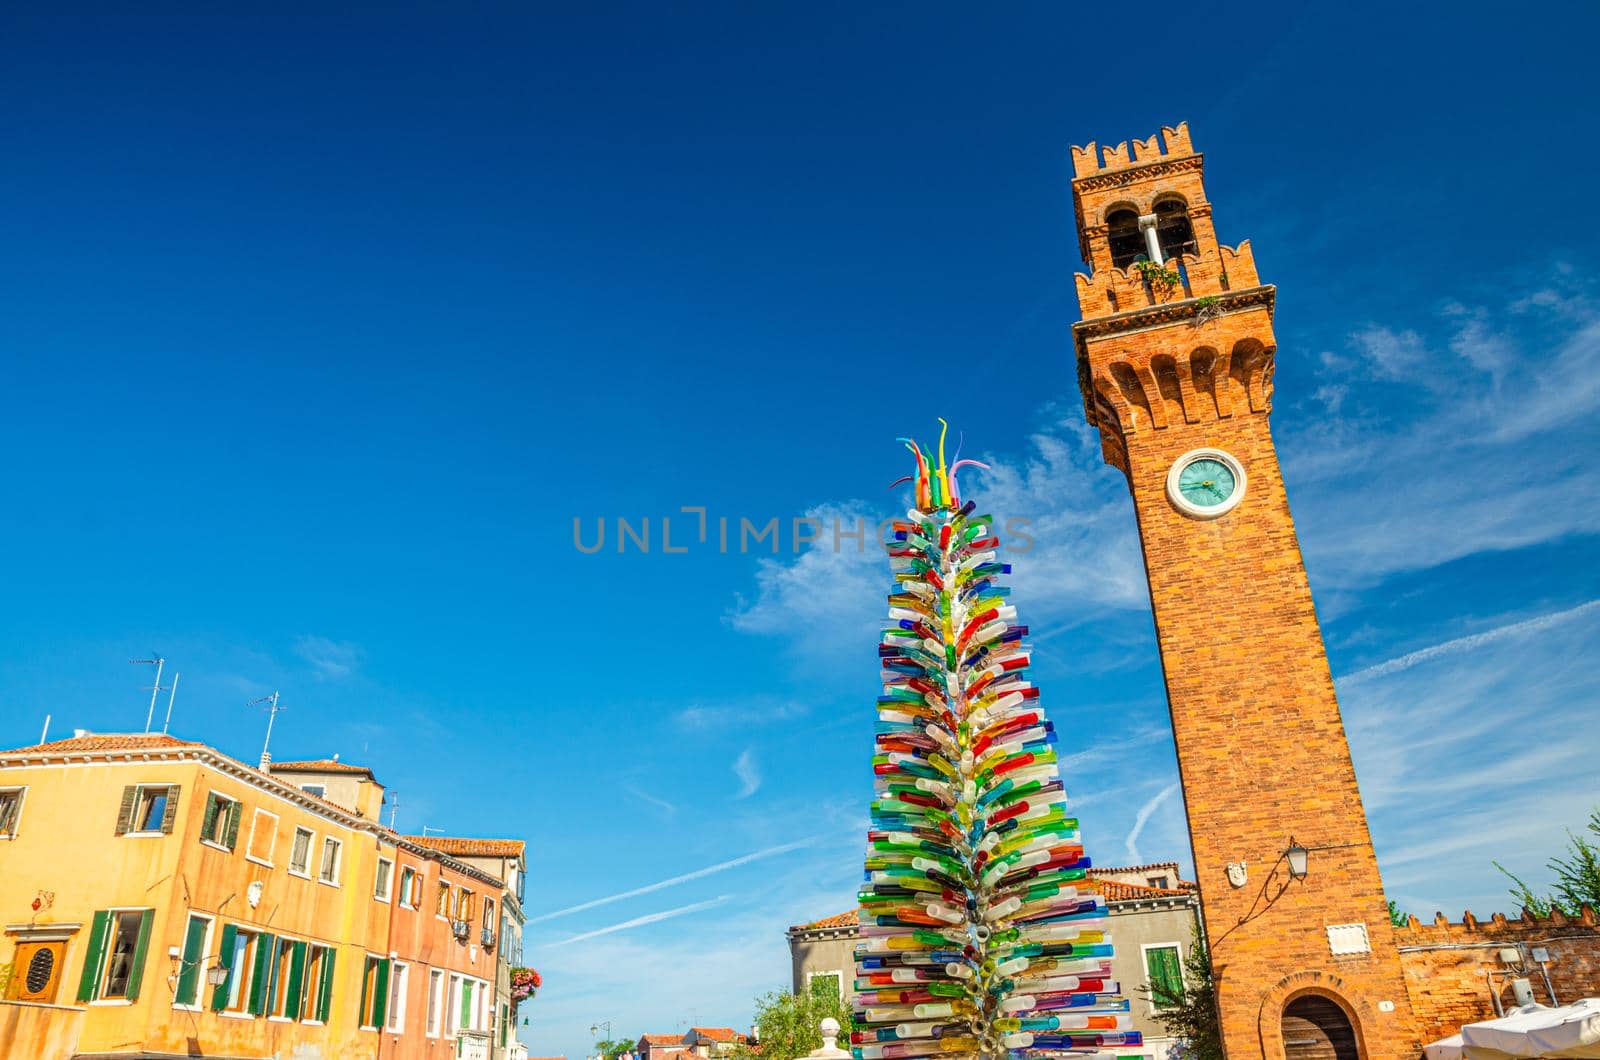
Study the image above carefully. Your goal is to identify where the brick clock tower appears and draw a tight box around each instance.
[1067,123,1420,1059]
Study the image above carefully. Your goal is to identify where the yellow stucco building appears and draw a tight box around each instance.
[0,732,527,1060]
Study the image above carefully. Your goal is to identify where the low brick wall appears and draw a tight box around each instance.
[1395,906,1600,1045]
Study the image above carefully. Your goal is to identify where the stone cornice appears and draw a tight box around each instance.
[1072,285,1275,353]
[1072,153,1204,193]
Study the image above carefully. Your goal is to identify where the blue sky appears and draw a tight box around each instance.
[3,4,1599,1057]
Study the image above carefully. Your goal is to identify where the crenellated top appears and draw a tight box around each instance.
[1397,905,1600,940]
[1071,122,1196,179]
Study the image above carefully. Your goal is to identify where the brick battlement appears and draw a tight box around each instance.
[1400,905,1600,939]
[1071,122,1196,179]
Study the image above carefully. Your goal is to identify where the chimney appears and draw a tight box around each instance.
[259,750,272,771]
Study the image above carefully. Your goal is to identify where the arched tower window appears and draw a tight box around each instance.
[1155,199,1198,261]
[1107,208,1144,268]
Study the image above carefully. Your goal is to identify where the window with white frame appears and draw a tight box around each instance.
[426,969,443,1036]
[246,808,278,865]
[398,865,417,908]
[301,784,326,798]
[807,970,843,999]
[288,827,315,876]
[1143,942,1184,1009]
[198,791,241,850]
[117,784,178,835]
[318,837,342,884]
[386,961,408,1031]
[374,856,394,902]
[0,787,25,837]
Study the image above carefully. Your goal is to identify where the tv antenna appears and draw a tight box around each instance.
[248,691,284,767]
[130,655,171,733]
[388,792,399,829]
[161,673,182,735]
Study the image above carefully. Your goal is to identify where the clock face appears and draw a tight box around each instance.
[1166,449,1246,518]
[1177,458,1236,509]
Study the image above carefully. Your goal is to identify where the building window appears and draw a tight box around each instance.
[76,909,154,1002]
[374,857,394,902]
[1147,875,1170,889]
[295,944,335,1023]
[289,827,315,876]
[301,784,326,799]
[807,971,843,999]
[386,961,408,1031]
[267,937,301,1018]
[319,837,342,884]
[1144,943,1185,1009]
[426,970,443,1036]
[199,792,242,850]
[398,866,416,908]
[0,786,27,837]
[483,896,496,934]
[117,784,179,835]
[359,955,390,1029]
[436,881,451,918]
[246,809,279,865]
[173,913,214,1008]
[213,926,259,1013]
[454,888,474,922]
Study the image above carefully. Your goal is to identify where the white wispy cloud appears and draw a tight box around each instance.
[733,748,761,799]
[623,783,677,817]
[546,895,731,947]
[1339,600,1600,686]
[1124,782,1179,864]
[293,635,362,680]
[524,839,814,925]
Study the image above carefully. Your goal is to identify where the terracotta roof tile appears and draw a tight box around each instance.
[405,835,525,857]
[0,733,203,755]
[1088,862,1181,875]
[639,1034,682,1045]
[690,1027,742,1041]
[1094,879,1194,901]
[270,758,374,776]
[790,909,860,932]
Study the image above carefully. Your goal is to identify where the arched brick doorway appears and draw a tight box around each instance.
[1282,994,1360,1060]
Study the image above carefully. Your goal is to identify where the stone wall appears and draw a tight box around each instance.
[1396,906,1600,1045]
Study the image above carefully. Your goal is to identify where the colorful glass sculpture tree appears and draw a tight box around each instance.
[854,424,1143,1059]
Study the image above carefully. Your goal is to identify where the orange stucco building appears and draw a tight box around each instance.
[0,732,526,1060]
[1067,122,1419,1059]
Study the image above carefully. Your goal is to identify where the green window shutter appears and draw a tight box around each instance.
[160,786,181,834]
[115,786,138,835]
[1146,946,1182,1007]
[201,795,220,841]
[318,949,336,1023]
[459,978,472,1030]
[124,909,155,1001]
[211,924,238,1010]
[175,915,209,1005]
[285,941,307,1018]
[372,958,390,1028]
[76,910,111,1002]
[248,932,275,1016]
[224,801,242,850]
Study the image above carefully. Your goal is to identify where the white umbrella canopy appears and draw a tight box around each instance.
[1425,999,1600,1059]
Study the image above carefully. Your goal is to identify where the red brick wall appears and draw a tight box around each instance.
[1396,908,1600,1045]
[1070,125,1420,1059]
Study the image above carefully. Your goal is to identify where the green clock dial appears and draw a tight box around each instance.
[1177,457,1236,508]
